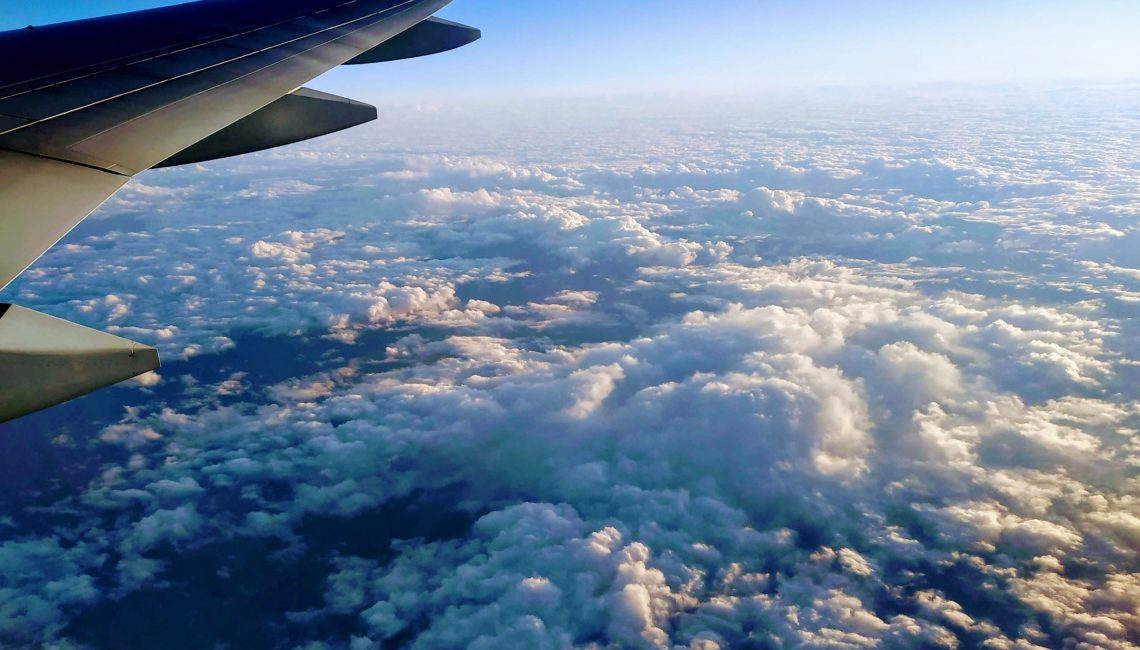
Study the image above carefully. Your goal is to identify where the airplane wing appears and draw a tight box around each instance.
[0,0,480,422]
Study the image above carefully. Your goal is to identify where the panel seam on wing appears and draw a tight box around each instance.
[0,0,421,137]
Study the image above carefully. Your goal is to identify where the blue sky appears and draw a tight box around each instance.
[2,0,1139,101]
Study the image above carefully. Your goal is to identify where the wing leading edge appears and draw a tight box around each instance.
[0,0,480,422]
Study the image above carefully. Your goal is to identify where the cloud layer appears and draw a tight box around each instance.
[1,88,1138,649]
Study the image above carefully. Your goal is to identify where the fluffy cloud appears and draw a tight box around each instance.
[1,89,1138,649]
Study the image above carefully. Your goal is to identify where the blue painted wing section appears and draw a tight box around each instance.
[0,1,404,92]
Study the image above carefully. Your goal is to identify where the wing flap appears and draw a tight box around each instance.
[0,304,160,423]
[156,87,377,168]
[0,150,129,289]
[346,16,480,64]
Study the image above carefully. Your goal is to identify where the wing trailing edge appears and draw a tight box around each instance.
[0,304,160,423]
[156,87,378,168]
[0,149,129,291]
[346,16,481,64]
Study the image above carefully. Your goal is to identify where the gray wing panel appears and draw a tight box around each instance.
[0,150,129,289]
[155,87,377,168]
[0,0,450,174]
[0,304,160,423]
[346,17,480,64]
[0,0,451,289]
